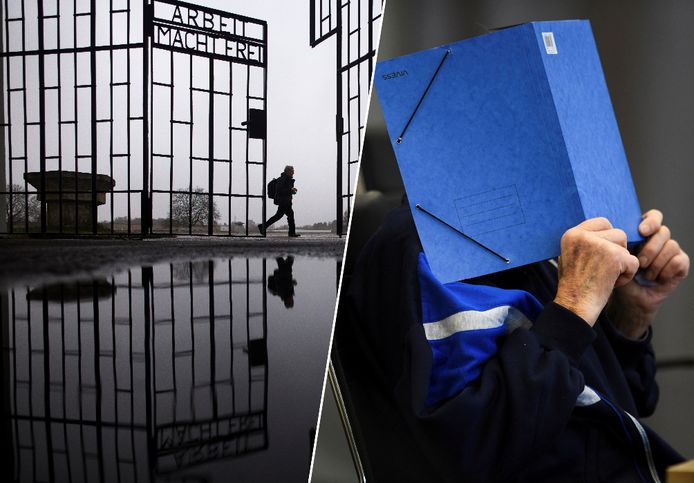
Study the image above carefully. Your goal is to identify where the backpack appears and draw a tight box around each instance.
[267,177,278,200]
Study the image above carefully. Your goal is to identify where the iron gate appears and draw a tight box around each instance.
[0,0,267,237]
[310,0,384,236]
[149,1,267,236]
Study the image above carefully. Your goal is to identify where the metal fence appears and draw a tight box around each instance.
[0,0,267,237]
[310,0,384,236]
[0,258,268,481]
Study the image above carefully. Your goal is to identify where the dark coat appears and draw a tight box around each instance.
[274,172,295,206]
[268,256,296,301]
[346,206,683,482]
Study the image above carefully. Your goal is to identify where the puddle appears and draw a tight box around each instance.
[0,254,339,482]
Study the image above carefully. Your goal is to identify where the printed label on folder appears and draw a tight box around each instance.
[454,185,525,236]
[542,32,558,54]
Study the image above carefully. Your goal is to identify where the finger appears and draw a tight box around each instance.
[592,228,627,248]
[579,217,613,231]
[639,209,663,237]
[614,251,640,287]
[615,256,639,287]
[645,239,681,280]
[637,225,671,268]
[609,240,639,287]
[658,252,690,283]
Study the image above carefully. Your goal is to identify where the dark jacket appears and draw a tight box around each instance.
[268,256,296,301]
[274,172,295,206]
[347,206,683,482]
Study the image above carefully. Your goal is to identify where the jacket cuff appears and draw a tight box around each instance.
[531,302,596,365]
[600,317,653,367]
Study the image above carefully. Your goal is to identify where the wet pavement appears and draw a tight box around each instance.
[0,237,342,482]
[0,233,345,288]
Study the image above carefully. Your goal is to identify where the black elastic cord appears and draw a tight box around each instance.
[396,48,451,144]
[415,204,510,263]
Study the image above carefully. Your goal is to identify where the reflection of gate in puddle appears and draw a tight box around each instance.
[1,258,268,480]
[151,259,268,473]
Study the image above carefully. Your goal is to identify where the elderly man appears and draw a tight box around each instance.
[347,205,689,482]
[259,165,300,237]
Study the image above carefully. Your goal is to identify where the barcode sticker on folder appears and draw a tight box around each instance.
[542,32,557,54]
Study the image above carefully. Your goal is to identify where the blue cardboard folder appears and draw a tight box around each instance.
[375,20,642,283]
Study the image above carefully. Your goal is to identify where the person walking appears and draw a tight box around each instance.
[258,165,300,237]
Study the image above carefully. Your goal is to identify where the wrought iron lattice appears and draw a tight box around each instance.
[149,1,268,236]
[0,0,267,237]
[310,0,384,236]
[0,258,268,481]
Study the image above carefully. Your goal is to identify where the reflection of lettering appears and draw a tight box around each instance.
[158,413,264,450]
[152,2,265,64]
[156,414,267,472]
[163,434,266,471]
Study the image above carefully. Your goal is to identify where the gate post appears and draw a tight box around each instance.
[0,10,6,234]
[142,0,152,237]
[309,0,384,238]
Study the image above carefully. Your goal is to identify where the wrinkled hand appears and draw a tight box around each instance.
[607,210,690,339]
[554,218,640,326]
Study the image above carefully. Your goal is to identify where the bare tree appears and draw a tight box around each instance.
[5,184,41,228]
[169,187,220,227]
[171,260,214,282]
